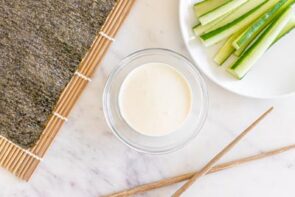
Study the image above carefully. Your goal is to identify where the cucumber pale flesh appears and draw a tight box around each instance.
[214,28,246,65]
[198,0,248,25]
[193,0,266,36]
[227,7,293,79]
[233,0,291,50]
[272,13,295,45]
[194,0,231,17]
[201,0,281,47]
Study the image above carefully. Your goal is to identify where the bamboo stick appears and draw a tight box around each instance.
[79,0,125,75]
[83,0,134,76]
[172,107,273,196]
[106,144,295,197]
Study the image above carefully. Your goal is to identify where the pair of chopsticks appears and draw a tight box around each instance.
[106,107,294,196]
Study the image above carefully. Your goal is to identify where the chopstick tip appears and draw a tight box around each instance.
[267,106,274,113]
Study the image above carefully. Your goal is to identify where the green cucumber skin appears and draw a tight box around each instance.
[233,0,290,50]
[234,17,295,57]
[207,0,267,32]
[201,0,281,46]
[214,37,236,65]
[201,5,261,40]
[273,28,295,44]
[234,42,248,56]
[193,0,267,36]
[228,7,292,79]
[214,29,245,65]
[215,16,295,65]
[198,0,233,17]
[272,14,295,45]
[235,1,295,56]
[234,22,271,57]
[271,25,295,46]
[193,12,229,36]
[194,0,231,17]
[234,0,288,48]
[198,0,247,25]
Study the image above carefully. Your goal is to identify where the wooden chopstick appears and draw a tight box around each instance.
[105,143,295,197]
[172,107,273,196]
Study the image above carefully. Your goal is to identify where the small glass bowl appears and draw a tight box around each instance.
[103,48,208,154]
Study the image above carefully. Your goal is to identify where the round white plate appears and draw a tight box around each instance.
[179,0,295,99]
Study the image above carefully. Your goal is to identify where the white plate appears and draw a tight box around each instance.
[179,0,295,99]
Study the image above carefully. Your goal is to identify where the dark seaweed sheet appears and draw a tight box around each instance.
[0,0,116,148]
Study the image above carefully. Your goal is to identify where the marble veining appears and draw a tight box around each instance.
[1,0,295,196]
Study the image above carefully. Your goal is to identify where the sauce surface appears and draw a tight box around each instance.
[119,63,192,136]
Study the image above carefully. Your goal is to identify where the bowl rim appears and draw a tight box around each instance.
[103,48,209,154]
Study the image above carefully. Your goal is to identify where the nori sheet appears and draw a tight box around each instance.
[0,0,116,148]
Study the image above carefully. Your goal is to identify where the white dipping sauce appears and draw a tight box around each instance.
[119,63,192,136]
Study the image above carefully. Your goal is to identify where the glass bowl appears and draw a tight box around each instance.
[103,48,208,154]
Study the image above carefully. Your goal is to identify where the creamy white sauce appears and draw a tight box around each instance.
[119,63,192,136]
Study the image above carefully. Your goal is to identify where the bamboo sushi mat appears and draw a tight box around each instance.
[0,0,136,181]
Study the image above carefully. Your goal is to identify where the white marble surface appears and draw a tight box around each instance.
[1,0,295,196]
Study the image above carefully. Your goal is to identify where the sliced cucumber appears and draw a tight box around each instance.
[272,14,295,45]
[235,4,295,57]
[233,25,267,57]
[193,0,266,36]
[194,0,231,18]
[198,0,248,25]
[233,41,252,56]
[208,0,267,32]
[232,0,290,50]
[235,15,295,57]
[227,7,292,79]
[214,29,245,65]
[193,13,229,36]
[234,23,268,57]
[200,0,281,47]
